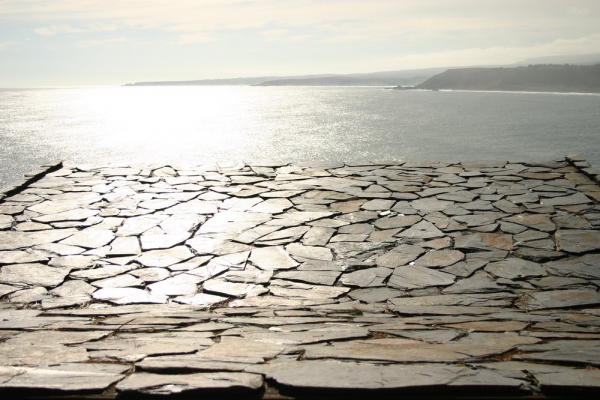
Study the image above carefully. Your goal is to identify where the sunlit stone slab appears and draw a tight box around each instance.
[137,246,195,268]
[249,246,298,270]
[59,229,115,249]
[92,288,167,304]
[0,229,77,250]
[116,371,263,395]
[0,263,70,287]
[0,363,125,392]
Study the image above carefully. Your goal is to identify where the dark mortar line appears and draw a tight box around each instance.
[0,160,63,201]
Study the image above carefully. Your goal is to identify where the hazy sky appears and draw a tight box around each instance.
[1,0,599,86]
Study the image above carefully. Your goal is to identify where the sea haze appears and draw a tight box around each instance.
[1,86,599,187]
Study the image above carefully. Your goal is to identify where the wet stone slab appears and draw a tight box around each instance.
[0,156,599,398]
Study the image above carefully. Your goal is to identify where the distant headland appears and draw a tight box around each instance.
[395,64,600,94]
[123,53,600,91]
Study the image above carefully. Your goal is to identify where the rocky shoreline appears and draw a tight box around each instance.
[1,156,600,398]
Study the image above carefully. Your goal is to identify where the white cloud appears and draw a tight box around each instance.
[177,32,217,44]
[259,29,287,42]
[0,41,19,50]
[34,24,83,36]
[382,34,600,69]
[75,37,128,48]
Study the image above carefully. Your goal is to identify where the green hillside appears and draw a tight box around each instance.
[414,64,600,93]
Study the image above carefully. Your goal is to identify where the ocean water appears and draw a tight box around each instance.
[1,86,599,187]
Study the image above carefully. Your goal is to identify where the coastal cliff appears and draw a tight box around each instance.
[406,64,600,93]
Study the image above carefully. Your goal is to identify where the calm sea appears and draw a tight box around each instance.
[1,86,599,187]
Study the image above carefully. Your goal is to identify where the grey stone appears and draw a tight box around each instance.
[349,287,403,303]
[116,214,167,236]
[415,250,465,268]
[70,264,131,280]
[442,260,487,277]
[91,273,144,288]
[0,283,18,297]
[338,223,373,235]
[530,276,589,289]
[546,254,600,279]
[286,243,333,261]
[329,233,368,242]
[302,226,335,246]
[303,338,471,363]
[502,214,555,232]
[137,246,195,267]
[9,286,49,303]
[507,192,539,204]
[411,198,454,212]
[240,325,370,346]
[376,245,425,268]
[361,199,396,211]
[518,289,600,310]
[541,192,591,206]
[48,255,99,269]
[0,263,70,287]
[148,275,200,297]
[534,368,600,390]
[203,279,262,297]
[454,233,513,251]
[442,320,528,332]
[327,242,386,260]
[340,267,392,287]
[249,198,293,214]
[186,237,252,256]
[141,233,192,250]
[32,208,99,223]
[437,191,477,202]
[556,229,600,253]
[397,220,445,239]
[35,242,85,256]
[276,270,340,286]
[92,288,167,304]
[442,271,504,294]
[0,363,125,392]
[164,199,220,214]
[388,265,455,290]
[0,214,14,230]
[174,293,229,306]
[257,226,310,243]
[0,249,50,264]
[196,336,285,362]
[130,267,171,282]
[452,213,507,227]
[373,215,421,229]
[42,295,91,309]
[388,292,515,308]
[221,266,273,284]
[515,340,600,366]
[0,229,77,250]
[269,279,350,299]
[50,280,96,297]
[485,258,547,280]
[513,247,565,262]
[553,214,593,229]
[59,229,115,249]
[0,344,90,366]
[249,246,298,270]
[200,211,272,234]
[267,360,512,390]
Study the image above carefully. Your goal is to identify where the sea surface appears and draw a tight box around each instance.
[1,86,599,187]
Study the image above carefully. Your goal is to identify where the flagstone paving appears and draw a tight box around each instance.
[1,155,600,398]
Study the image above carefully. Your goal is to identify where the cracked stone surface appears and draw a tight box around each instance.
[1,156,600,398]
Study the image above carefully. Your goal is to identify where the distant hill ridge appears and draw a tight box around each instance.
[123,53,600,88]
[412,64,600,93]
